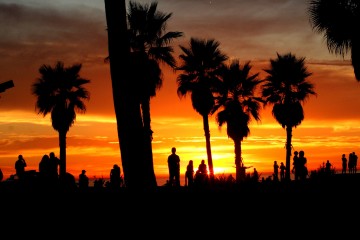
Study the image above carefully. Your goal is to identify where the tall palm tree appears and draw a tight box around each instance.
[177,37,228,180]
[216,60,263,183]
[104,0,148,189]
[32,61,90,179]
[261,53,316,181]
[127,1,183,187]
[308,0,360,81]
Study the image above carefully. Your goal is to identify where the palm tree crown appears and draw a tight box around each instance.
[32,61,90,177]
[308,0,360,80]
[261,52,316,181]
[216,59,263,182]
[127,0,183,134]
[177,37,228,179]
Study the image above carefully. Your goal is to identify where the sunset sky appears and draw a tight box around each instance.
[1,0,359,184]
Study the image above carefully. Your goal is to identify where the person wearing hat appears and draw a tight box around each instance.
[78,169,89,190]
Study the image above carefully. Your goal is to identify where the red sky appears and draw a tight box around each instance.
[1,0,359,184]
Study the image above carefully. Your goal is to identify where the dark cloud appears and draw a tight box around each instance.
[0,3,107,64]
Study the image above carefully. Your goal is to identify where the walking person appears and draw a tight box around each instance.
[167,147,180,187]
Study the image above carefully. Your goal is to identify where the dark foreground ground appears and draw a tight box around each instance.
[1,173,359,237]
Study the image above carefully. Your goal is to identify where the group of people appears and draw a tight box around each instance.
[0,152,124,191]
[341,152,358,174]
[273,160,286,181]
[272,150,308,182]
[78,163,123,190]
[167,147,209,187]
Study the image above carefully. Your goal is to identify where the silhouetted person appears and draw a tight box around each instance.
[38,154,52,189]
[167,147,180,187]
[49,152,59,178]
[39,154,50,175]
[185,160,194,187]
[194,160,208,186]
[238,163,252,182]
[273,161,279,181]
[353,152,358,173]
[280,162,286,181]
[15,154,27,179]
[110,164,122,189]
[298,150,308,180]
[0,168,3,182]
[292,151,300,180]
[348,152,354,174]
[341,154,347,174]
[325,160,332,174]
[78,170,89,190]
[252,168,259,182]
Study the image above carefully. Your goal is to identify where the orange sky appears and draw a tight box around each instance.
[1,0,360,185]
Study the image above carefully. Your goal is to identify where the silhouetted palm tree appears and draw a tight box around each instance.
[104,0,149,189]
[216,60,263,183]
[127,1,183,186]
[177,37,228,179]
[261,53,316,181]
[32,61,90,179]
[308,0,360,80]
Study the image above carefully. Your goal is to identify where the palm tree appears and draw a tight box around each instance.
[177,37,228,180]
[308,0,360,81]
[32,61,90,179]
[105,0,149,189]
[127,1,183,186]
[261,52,316,181]
[216,59,263,183]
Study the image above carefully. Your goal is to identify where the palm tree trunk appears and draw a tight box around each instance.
[285,126,293,181]
[141,97,157,187]
[59,130,66,178]
[203,115,214,179]
[351,36,360,81]
[234,138,242,183]
[104,0,150,189]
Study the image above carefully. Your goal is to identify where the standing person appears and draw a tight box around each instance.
[353,152,358,174]
[167,147,180,187]
[341,154,347,174]
[325,160,332,174]
[110,164,122,189]
[78,170,89,190]
[280,162,286,181]
[185,160,194,187]
[15,154,27,179]
[252,168,259,182]
[348,152,354,174]
[49,152,60,187]
[194,159,208,186]
[292,151,299,181]
[298,150,308,180]
[273,161,279,181]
